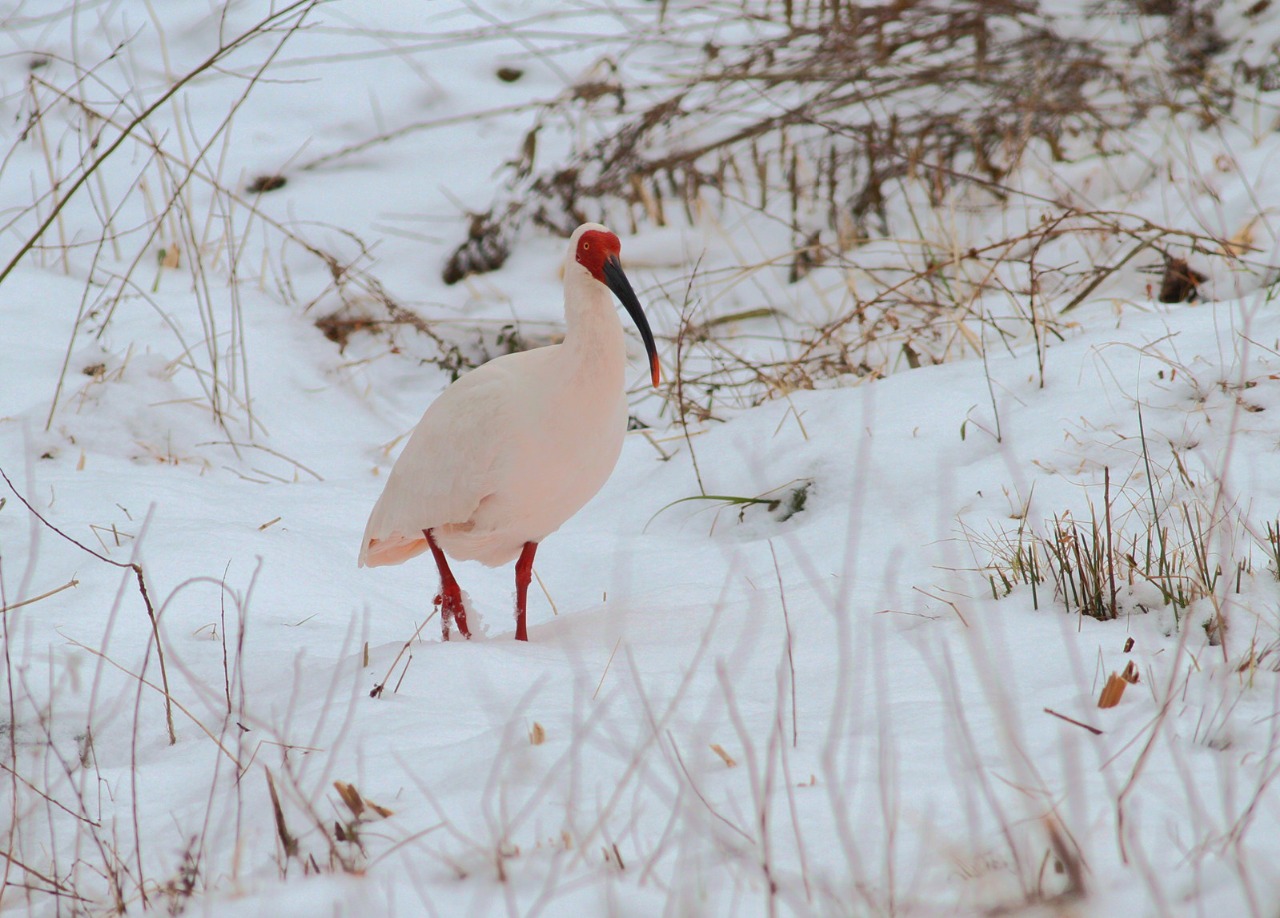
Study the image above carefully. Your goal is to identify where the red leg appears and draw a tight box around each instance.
[514,541,538,642]
[425,529,469,640]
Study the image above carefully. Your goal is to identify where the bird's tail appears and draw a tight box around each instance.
[359,533,430,567]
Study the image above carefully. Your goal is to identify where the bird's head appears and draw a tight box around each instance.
[569,223,660,388]
[573,225,622,283]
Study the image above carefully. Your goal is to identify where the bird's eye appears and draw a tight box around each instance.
[582,242,590,250]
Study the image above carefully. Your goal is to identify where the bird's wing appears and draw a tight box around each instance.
[358,350,553,566]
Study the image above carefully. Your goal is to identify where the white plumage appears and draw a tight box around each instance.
[359,223,660,640]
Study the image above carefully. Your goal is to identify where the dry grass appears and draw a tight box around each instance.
[967,465,1257,645]
[417,0,1279,427]
[3,1,1279,914]
[0,0,503,456]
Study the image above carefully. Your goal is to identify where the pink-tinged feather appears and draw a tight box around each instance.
[359,535,428,568]
[357,223,660,640]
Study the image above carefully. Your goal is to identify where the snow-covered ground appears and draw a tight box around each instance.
[2,1,1279,915]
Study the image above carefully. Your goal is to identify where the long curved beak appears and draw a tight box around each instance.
[603,255,661,387]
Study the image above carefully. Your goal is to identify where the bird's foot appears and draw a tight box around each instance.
[434,592,447,641]
[437,589,471,641]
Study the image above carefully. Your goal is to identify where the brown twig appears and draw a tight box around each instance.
[0,466,176,744]
[0,0,319,290]
[1043,708,1104,736]
[370,611,438,698]
[768,541,798,748]
[0,576,78,614]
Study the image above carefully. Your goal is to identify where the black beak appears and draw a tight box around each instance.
[603,254,661,387]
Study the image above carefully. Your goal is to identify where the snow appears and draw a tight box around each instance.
[2,1,1279,915]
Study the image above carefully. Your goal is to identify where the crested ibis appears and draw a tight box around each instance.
[359,223,660,641]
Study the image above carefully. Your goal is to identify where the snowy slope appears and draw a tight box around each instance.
[2,1,1279,915]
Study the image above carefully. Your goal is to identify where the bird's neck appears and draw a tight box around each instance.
[561,271,626,387]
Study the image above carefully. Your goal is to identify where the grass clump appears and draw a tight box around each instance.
[971,486,1256,631]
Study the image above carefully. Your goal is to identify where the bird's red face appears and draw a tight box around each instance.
[574,229,621,284]
[573,228,660,388]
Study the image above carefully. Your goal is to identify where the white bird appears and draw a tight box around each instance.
[359,223,660,641]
